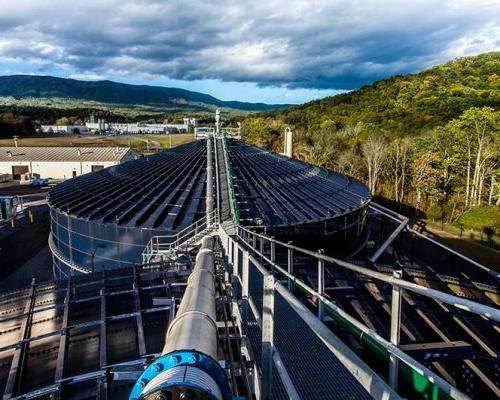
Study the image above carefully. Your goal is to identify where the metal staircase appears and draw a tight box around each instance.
[142,209,218,263]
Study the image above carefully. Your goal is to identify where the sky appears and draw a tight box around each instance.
[0,0,498,104]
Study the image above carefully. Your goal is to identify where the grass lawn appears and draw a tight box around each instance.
[0,134,194,153]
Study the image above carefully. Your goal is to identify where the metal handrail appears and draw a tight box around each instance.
[234,243,400,400]
[142,210,219,262]
[237,225,500,322]
[226,226,472,400]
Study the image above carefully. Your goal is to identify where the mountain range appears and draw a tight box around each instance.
[0,75,288,113]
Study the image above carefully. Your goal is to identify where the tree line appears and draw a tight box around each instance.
[240,53,500,237]
[241,106,500,236]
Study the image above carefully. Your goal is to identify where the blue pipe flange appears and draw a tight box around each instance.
[129,350,232,400]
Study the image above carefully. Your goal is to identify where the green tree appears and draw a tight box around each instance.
[56,117,72,126]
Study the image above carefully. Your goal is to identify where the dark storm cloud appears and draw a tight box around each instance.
[0,0,498,89]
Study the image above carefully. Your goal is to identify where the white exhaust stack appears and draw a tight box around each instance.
[284,127,293,158]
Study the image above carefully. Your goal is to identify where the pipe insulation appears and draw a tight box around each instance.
[130,236,232,400]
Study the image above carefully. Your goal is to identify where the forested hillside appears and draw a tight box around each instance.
[242,52,500,236]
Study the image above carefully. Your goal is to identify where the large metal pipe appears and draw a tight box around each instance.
[163,236,218,359]
[206,136,215,225]
[130,236,232,400]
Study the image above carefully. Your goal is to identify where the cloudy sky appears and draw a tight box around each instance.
[0,0,498,103]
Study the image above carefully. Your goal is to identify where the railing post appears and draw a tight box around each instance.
[228,239,233,265]
[242,251,249,299]
[261,274,275,400]
[241,250,250,322]
[389,270,403,391]
[318,249,325,321]
[234,243,240,277]
[270,237,275,274]
[252,232,257,249]
[287,241,293,291]
[260,235,264,258]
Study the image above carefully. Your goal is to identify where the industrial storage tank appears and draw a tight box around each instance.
[48,137,370,277]
[227,140,371,253]
[48,140,207,277]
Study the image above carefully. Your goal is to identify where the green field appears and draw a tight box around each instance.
[0,134,194,153]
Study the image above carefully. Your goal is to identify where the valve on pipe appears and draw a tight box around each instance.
[130,236,232,400]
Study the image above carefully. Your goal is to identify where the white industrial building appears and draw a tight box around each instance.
[40,125,89,134]
[0,147,138,180]
[85,118,197,134]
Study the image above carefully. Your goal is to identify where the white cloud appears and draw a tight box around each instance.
[0,0,498,89]
[69,73,105,81]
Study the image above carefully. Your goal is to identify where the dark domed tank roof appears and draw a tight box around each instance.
[48,139,370,232]
[48,140,207,232]
[228,140,371,227]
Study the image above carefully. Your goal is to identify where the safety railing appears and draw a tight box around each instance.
[219,226,400,400]
[230,225,500,399]
[142,209,218,263]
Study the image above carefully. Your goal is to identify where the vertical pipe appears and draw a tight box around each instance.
[389,270,403,391]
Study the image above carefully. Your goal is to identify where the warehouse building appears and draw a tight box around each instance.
[0,146,138,180]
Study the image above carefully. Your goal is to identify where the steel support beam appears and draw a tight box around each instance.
[399,341,473,361]
[4,278,36,399]
[133,266,146,356]
[370,217,408,264]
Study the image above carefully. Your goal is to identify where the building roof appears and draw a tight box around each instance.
[0,146,135,162]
